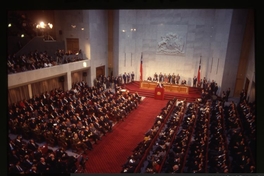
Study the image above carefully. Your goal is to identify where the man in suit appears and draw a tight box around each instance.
[14,135,25,148]
[10,161,25,174]
[37,157,50,174]
[85,125,101,143]
[9,150,20,165]
[93,119,107,135]
[27,139,39,151]
[193,76,197,87]
[123,72,127,84]
[21,154,34,172]
[131,71,135,81]
[159,72,163,82]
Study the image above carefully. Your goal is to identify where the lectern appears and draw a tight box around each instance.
[154,87,164,100]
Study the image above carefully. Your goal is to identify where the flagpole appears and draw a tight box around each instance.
[140,52,143,81]
[197,56,201,85]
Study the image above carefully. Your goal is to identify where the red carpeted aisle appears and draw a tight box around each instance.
[83,97,168,173]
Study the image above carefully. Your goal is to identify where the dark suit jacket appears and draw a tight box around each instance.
[10,165,25,174]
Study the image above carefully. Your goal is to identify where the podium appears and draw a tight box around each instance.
[154,87,165,100]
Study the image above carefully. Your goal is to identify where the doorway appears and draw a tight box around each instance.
[66,38,79,54]
[96,66,105,78]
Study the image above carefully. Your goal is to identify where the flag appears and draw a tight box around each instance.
[140,52,143,81]
[197,57,201,84]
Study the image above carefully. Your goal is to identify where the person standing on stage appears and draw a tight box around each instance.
[127,73,131,83]
[131,71,135,81]
[193,76,197,87]
[172,73,176,84]
[176,74,180,84]
[123,72,127,84]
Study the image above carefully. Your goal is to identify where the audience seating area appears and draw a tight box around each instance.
[8,71,256,174]
[8,136,79,174]
[8,80,141,174]
[7,49,84,74]
[121,97,256,173]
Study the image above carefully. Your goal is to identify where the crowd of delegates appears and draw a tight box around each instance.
[7,49,84,74]
[184,101,210,173]
[224,101,256,173]
[120,92,256,174]
[121,98,176,173]
[8,79,142,173]
[237,99,256,156]
[143,100,185,173]
[8,135,78,174]
[207,100,230,173]
[161,102,199,173]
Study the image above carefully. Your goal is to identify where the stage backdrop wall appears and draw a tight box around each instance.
[114,9,247,92]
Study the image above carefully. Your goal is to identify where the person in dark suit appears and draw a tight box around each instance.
[99,116,112,132]
[78,130,93,150]
[21,154,34,172]
[8,138,17,152]
[10,161,25,174]
[14,135,26,148]
[131,71,135,81]
[46,153,59,173]
[193,76,197,87]
[37,157,50,174]
[176,74,180,84]
[93,119,107,135]
[9,150,21,165]
[123,72,127,84]
[27,139,39,152]
[159,72,163,82]
[88,123,102,142]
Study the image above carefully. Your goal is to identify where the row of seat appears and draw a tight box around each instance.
[224,101,256,173]
[121,98,256,173]
[120,98,177,173]
[8,135,78,174]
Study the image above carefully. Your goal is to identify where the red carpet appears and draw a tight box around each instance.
[83,97,168,173]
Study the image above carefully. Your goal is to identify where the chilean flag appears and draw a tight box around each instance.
[197,57,201,84]
[140,52,143,81]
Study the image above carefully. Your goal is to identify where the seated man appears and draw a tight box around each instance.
[147,76,152,81]
[181,79,187,85]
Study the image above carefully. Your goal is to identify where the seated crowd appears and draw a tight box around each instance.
[120,94,256,173]
[7,49,83,74]
[224,101,256,173]
[8,79,142,173]
[121,98,177,173]
[143,100,185,173]
[184,101,210,173]
[8,135,78,174]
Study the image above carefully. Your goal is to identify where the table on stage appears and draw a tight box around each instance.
[140,81,189,94]
[154,87,165,100]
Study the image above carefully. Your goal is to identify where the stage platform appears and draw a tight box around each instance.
[124,81,202,102]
